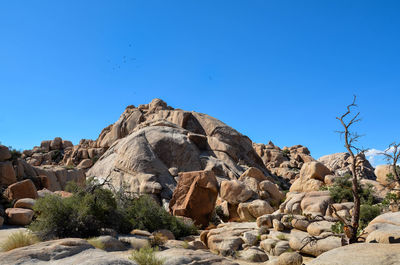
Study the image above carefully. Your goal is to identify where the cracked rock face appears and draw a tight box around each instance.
[87,99,271,201]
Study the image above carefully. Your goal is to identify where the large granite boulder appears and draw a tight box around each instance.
[169,170,218,226]
[290,162,331,192]
[364,211,400,243]
[88,99,272,201]
[4,179,38,201]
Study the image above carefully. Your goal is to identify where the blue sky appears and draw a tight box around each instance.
[1,1,399,165]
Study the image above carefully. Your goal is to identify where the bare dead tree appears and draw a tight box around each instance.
[380,142,400,184]
[336,95,363,243]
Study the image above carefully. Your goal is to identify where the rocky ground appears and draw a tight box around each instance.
[0,99,399,265]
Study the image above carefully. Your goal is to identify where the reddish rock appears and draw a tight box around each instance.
[4,179,38,201]
[6,208,34,225]
[169,170,218,227]
[0,161,17,186]
[0,145,11,162]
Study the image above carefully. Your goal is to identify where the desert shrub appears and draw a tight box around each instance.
[29,183,130,240]
[0,231,39,251]
[149,233,168,247]
[324,174,379,205]
[87,238,106,250]
[125,195,198,238]
[359,204,381,230]
[30,180,196,240]
[130,246,164,265]
[324,175,353,203]
[331,221,344,234]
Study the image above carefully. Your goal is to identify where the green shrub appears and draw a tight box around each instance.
[30,180,196,240]
[324,174,379,205]
[87,238,106,250]
[29,184,130,240]
[0,231,39,251]
[359,204,381,230]
[130,246,164,265]
[125,195,198,238]
[331,221,344,234]
[325,175,353,203]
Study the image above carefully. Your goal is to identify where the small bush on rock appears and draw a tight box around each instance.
[0,231,39,251]
[130,246,164,265]
[87,238,106,250]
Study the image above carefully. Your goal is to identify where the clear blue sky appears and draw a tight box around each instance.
[1,1,399,165]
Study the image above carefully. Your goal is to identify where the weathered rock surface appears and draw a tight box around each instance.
[375,164,396,186]
[14,198,36,210]
[169,170,218,226]
[0,161,17,186]
[4,179,38,201]
[290,162,331,192]
[365,211,400,243]
[276,252,303,265]
[94,236,127,251]
[220,180,254,204]
[5,208,34,225]
[308,243,400,265]
[0,145,11,162]
[318,152,375,179]
[0,238,136,265]
[88,99,272,201]
[254,143,313,182]
[202,222,258,256]
[157,248,239,265]
[289,229,341,257]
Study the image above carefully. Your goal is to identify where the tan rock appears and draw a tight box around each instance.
[4,179,38,201]
[220,180,254,204]
[14,198,36,210]
[308,243,400,265]
[6,208,34,225]
[239,247,268,262]
[169,170,218,227]
[259,180,284,205]
[301,162,332,181]
[364,211,400,244]
[300,191,332,216]
[77,159,93,169]
[277,252,303,265]
[307,221,334,236]
[239,167,270,182]
[289,229,341,257]
[375,164,396,186]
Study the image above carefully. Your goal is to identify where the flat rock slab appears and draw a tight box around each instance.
[307,243,400,265]
[157,248,239,265]
[0,238,136,265]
